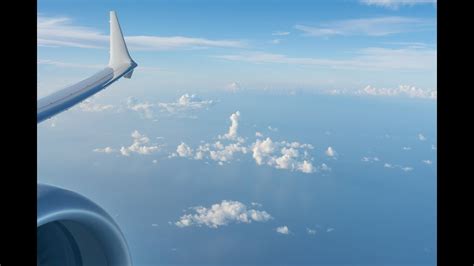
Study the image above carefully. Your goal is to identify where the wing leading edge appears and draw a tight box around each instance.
[37,11,137,123]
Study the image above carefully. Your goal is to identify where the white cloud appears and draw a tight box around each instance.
[328,85,436,100]
[268,126,278,132]
[295,16,432,37]
[431,144,436,150]
[158,94,215,115]
[208,142,248,163]
[297,160,315,173]
[318,163,332,172]
[402,146,412,150]
[272,31,290,36]
[326,228,335,233]
[78,99,114,112]
[252,138,276,165]
[126,97,155,119]
[38,15,245,50]
[361,156,380,162]
[120,130,160,156]
[270,39,281,44]
[325,146,336,157]
[307,228,317,235]
[418,133,427,141]
[216,46,436,71]
[422,160,432,165]
[360,0,436,9]
[385,163,415,172]
[169,112,320,174]
[176,142,193,158]
[93,147,115,153]
[357,85,436,100]
[219,111,242,141]
[175,200,272,228]
[251,202,263,207]
[251,138,316,173]
[255,131,263,137]
[38,59,103,69]
[276,226,290,235]
[226,82,241,92]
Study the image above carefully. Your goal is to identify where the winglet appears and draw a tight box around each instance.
[109,11,136,68]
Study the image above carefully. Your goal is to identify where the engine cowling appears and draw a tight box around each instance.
[37,183,132,266]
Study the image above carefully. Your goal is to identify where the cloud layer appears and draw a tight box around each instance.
[217,46,436,71]
[360,0,436,9]
[38,15,245,50]
[328,85,436,100]
[295,16,431,37]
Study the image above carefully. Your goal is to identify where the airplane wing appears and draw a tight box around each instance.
[37,11,137,123]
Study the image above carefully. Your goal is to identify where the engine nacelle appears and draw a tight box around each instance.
[37,183,132,266]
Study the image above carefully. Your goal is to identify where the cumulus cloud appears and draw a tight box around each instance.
[267,126,278,132]
[325,146,337,157]
[318,163,332,172]
[38,15,245,50]
[361,156,380,162]
[190,141,248,163]
[171,111,249,164]
[276,226,290,235]
[126,97,155,119]
[360,0,436,9]
[226,82,241,92]
[328,85,436,100]
[251,138,316,173]
[418,133,427,141]
[366,85,436,99]
[252,138,276,165]
[402,146,412,150]
[307,228,317,235]
[120,130,160,156]
[255,131,263,137]
[297,160,315,173]
[175,200,272,228]
[158,94,215,115]
[77,99,114,112]
[422,160,432,165]
[219,111,243,141]
[384,163,415,172]
[170,111,321,174]
[93,147,115,153]
[176,142,193,158]
[358,85,436,100]
[125,94,215,119]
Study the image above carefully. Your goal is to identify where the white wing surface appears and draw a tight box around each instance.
[37,11,137,123]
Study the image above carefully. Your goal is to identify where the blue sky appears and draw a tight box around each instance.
[38,1,437,265]
[38,0,437,95]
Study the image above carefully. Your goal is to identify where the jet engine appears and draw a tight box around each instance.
[37,183,132,266]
